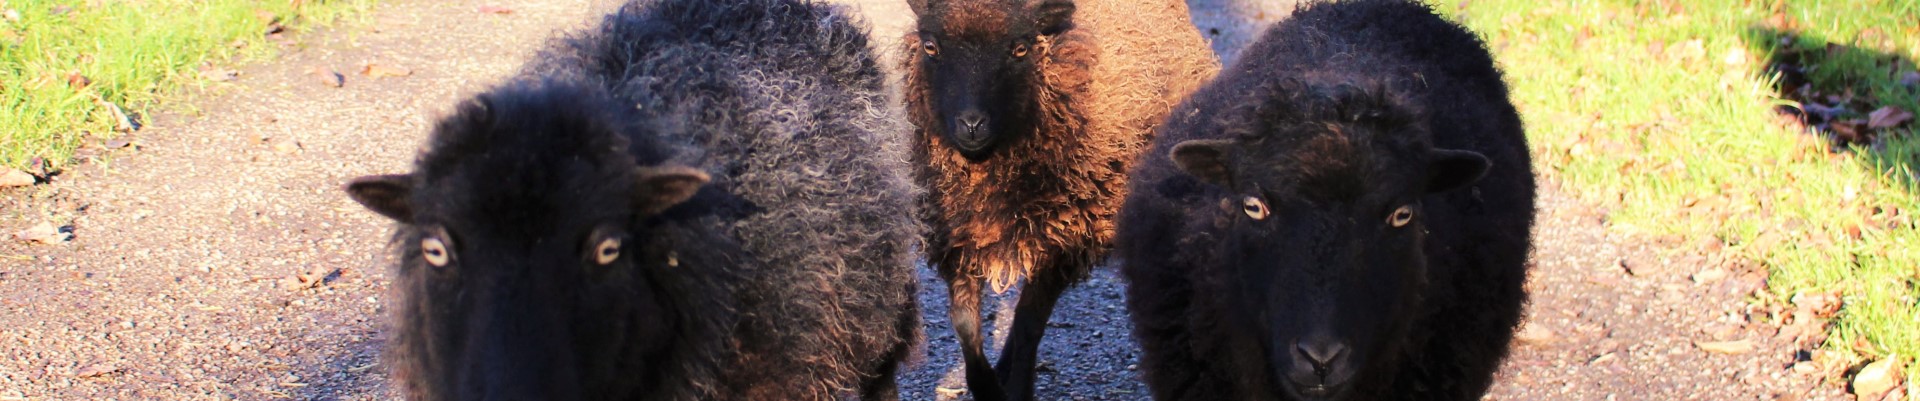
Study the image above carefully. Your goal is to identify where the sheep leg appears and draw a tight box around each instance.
[859,303,919,401]
[993,273,1068,401]
[948,275,1007,401]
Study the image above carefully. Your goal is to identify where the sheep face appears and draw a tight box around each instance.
[346,86,709,400]
[1165,85,1489,401]
[906,0,1073,160]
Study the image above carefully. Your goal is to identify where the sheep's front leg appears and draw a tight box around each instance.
[949,275,1006,401]
[994,270,1070,401]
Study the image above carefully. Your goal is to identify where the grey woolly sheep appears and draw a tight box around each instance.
[343,0,921,399]
[1116,1,1536,400]
[898,0,1220,399]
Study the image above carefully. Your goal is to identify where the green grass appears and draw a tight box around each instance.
[1441,0,1920,388]
[0,0,374,170]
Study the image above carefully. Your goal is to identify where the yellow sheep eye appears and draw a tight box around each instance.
[922,40,938,56]
[1242,196,1269,220]
[1389,205,1415,227]
[421,237,452,267]
[594,238,622,265]
[1012,43,1029,58]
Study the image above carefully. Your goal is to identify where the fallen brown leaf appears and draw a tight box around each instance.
[477,5,514,14]
[1515,323,1556,344]
[292,266,338,289]
[1867,106,1913,130]
[1852,357,1903,399]
[201,68,239,82]
[311,67,344,88]
[65,71,90,89]
[74,363,117,378]
[1792,291,1844,318]
[272,139,301,154]
[360,64,413,78]
[1694,339,1754,354]
[0,168,34,188]
[13,222,71,244]
[1691,268,1728,284]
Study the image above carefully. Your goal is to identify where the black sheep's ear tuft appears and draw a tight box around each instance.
[1170,139,1236,188]
[907,0,930,17]
[1426,148,1490,193]
[1032,0,1075,36]
[634,165,711,216]
[346,174,416,222]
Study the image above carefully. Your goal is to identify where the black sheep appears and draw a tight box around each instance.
[343,0,921,399]
[1115,1,1536,400]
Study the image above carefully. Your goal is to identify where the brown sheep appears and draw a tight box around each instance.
[899,0,1218,400]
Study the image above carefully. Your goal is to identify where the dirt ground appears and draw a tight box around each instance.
[0,0,1852,400]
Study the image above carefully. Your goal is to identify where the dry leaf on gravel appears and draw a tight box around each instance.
[13,222,71,245]
[289,266,339,290]
[1867,106,1913,129]
[73,363,118,378]
[201,68,239,82]
[360,64,413,78]
[1852,357,1904,399]
[1691,268,1729,284]
[1516,324,1556,344]
[0,168,34,187]
[477,5,515,14]
[311,67,344,88]
[1695,339,1755,354]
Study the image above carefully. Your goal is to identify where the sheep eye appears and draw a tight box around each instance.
[1242,196,1269,220]
[594,237,622,265]
[1389,205,1415,227]
[1011,43,1030,58]
[922,39,938,56]
[421,237,452,267]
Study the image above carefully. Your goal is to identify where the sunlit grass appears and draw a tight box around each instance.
[0,0,374,170]
[1440,0,1919,386]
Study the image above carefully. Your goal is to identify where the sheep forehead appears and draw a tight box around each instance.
[1253,129,1395,201]
[428,152,630,232]
[929,1,1013,39]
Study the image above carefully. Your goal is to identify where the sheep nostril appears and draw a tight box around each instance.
[957,111,987,132]
[1294,340,1349,379]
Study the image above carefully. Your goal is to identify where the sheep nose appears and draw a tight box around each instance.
[1293,338,1349,383]
[957,111,988,133]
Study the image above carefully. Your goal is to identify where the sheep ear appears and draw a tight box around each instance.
[1170,139,1236,188]
[1031,0,1075,35]
[346,174,415,222]
[1426,148,1490,193]
[634,165,711,216]
[907,0,929,17]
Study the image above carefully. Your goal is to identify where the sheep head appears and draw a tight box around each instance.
[344,82,708,400]
[1164,80,1488,401]
[906,0,1074,160]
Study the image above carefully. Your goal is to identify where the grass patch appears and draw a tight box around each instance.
[1441,0,1919,386]
[0,0,375,170]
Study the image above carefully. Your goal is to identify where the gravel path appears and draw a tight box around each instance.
[0,0,1849,400]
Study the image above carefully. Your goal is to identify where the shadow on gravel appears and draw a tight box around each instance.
[1182,0,1301,65]
[899,266,1148,401]
[292,329,390,401]
[1746,25,1920,194]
